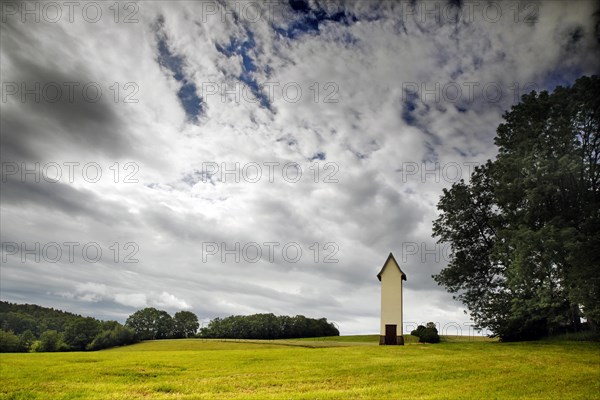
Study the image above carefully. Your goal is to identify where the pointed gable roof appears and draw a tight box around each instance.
[376,252,407,281]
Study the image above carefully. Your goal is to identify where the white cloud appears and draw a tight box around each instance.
[152,292,191,310]
[56,283,109,303]
[114,293,148,309]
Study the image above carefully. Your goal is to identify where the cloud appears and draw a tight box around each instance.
[114,293,148,309]
[1,0,599,334]
[152,292,191,310]
[55,283,108,303]
[56,284,187,311]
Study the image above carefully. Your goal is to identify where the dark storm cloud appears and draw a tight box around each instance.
[0,175,129,225]
[0,113,40,161]
[0,19,134,163]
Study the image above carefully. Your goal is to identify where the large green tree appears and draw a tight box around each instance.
[433,75,599,341]
[172,311,199,338]
[125,308,175,340]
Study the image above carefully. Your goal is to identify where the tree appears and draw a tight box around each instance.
[0,302,141,352]
[87,325,137,351]
[0,330,22,352]
[155,310,174,339]
[172,311,199,338]
[433,75,600,340]
[100,320,121,331]
[0,312,38,335]
[63,317,101,351]
[433,162,514,338]
[126,309,154,340]
[110,325,136,345]
[125,308,174,340]
[19,330,35,351]
[0,301,102,339]
[38,330,68,352]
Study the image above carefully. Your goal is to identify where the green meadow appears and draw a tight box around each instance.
[1,335,598,399]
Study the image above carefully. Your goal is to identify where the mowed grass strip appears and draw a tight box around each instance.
[1,336,598,399]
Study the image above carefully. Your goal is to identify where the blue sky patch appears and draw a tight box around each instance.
[274,0,358,40]
[156,18,203,122]
[216,29,271,109]
[401,96,418,126]
[311,152,326,161]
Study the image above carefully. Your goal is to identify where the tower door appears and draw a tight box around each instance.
[385,324,397,345]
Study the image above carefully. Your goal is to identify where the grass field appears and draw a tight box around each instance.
[1,335,598,399]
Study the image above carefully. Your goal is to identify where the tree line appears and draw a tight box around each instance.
[198,313,339,339]
[433,75,599,341]
[0,302,198,352]
[0,301,137,352]
[1,302,339,352]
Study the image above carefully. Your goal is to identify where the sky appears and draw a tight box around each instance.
[1,0,599,336]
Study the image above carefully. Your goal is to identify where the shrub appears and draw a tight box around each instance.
[411,325,426,337]
[411,322,440,343]
[419,328,440,343]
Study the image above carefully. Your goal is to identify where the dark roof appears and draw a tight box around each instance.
[376,252,407,281]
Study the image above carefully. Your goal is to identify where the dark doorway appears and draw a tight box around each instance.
[385,324,397,345]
